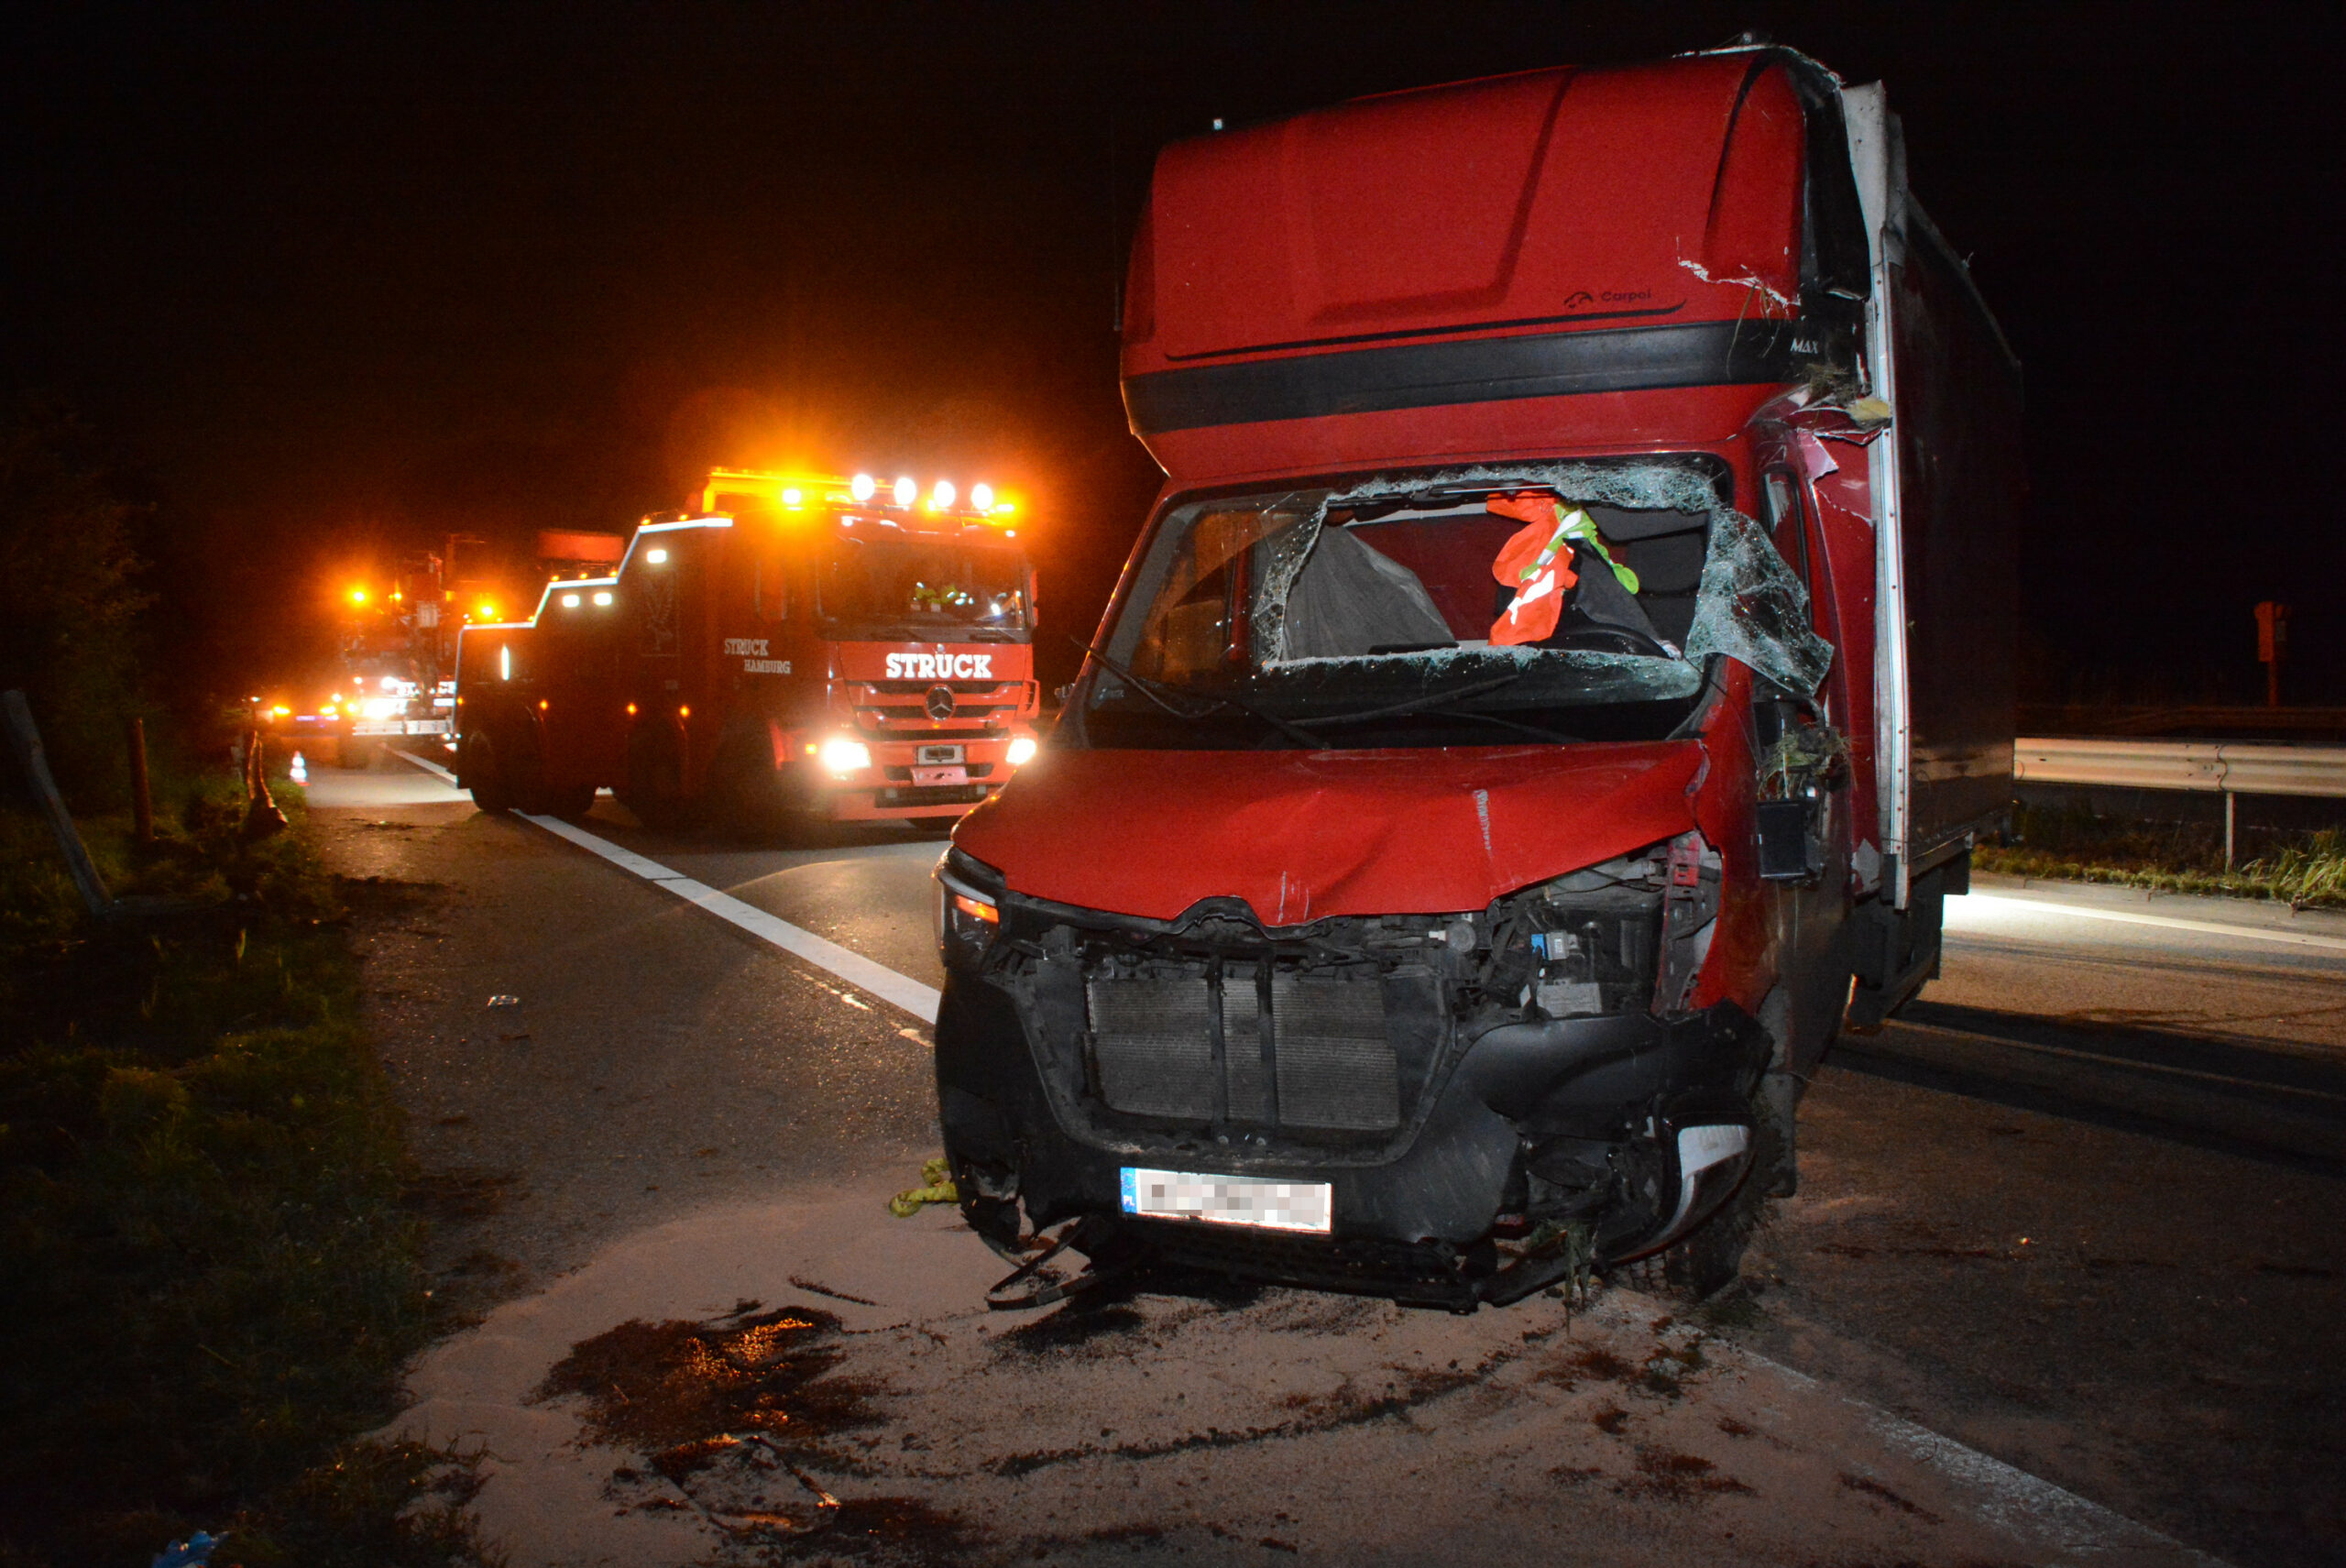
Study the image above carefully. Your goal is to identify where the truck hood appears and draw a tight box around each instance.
[954,741,1705,926]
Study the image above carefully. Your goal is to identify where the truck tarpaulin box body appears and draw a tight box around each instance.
[933,45,2019,1309]
[452,470,1043,827]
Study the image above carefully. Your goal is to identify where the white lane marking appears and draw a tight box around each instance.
[1959,892,2346,954]
[392,749,460,784]
[1736,1347,2231,1566]
[516,812,943,1026]
[1883,1019,2346,1105]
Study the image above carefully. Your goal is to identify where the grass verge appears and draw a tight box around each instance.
[0,768,495,1568]
[1979,800,2346,908]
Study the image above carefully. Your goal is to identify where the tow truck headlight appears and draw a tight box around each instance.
[970,482,993,512]
[1005,735,1037,767]
[817,736,872,776]
[893,475,917,507]
[935,848,1005,970]
[850,472,877,501]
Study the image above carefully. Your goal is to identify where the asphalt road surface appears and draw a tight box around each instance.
[304,754,2345,1567]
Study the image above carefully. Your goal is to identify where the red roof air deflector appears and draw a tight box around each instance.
[1119,54,1812,469]
[954,741,1704,925]
[1128,56,1802,367]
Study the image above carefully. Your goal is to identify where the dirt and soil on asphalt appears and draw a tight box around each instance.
[312,779,2343,1566]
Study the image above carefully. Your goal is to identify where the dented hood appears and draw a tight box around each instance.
[954,741,1705,925]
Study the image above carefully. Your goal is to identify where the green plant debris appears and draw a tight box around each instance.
[0,778,488,1568]
[888,1157,959,1218]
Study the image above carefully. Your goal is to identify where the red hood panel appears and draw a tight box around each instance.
[955,742,1705,924]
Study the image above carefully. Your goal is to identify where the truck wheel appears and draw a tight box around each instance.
[460,731,514,813]
[1617,1183,1761,1303]
[707,736,794,839]
[1615,1111,1782,1304]
[621,728,694,830]
[542,782,597,821]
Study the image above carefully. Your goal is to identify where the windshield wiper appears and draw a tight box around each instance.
[1353,706,1584,742]
[1075,639,1323,749]
[1292,669,1532,730]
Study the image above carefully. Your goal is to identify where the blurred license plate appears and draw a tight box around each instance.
[912,765,968,786]
[1119,1168,1332,1234]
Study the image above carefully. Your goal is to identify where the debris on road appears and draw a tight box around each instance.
[887,1157,958,1218]
[148,1530,223,1568]
[485,994,520,1008]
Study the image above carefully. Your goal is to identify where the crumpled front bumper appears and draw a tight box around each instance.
[934,972,1771,1309]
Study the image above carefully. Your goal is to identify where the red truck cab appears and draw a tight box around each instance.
[455,468,1042,828]
[933,47,2020,1309]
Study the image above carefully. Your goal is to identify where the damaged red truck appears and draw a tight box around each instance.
[936,45,2020,1308]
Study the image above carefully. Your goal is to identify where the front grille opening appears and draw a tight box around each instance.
[1085,963,1399,1133]
[874,784,992,807]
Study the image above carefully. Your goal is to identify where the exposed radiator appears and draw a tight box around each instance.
[1085,966,1399,1132]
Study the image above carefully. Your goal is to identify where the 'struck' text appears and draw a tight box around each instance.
[455,468,1043,828]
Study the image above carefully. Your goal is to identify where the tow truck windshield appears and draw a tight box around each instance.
[818,534,1032,643]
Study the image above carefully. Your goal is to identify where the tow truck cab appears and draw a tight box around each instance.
[454,469,1043,826]
[933,47,2020,1308]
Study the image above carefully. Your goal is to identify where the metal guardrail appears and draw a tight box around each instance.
[2012,738,2346,800]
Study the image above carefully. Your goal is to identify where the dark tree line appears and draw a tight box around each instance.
[0,404,150,804]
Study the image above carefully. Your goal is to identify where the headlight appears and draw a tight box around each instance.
[817,736,872,776]
[360,696,403,720]
[1005,735,1038,767]
[935,848,1004,969]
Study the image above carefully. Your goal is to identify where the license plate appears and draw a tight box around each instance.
[912,764,968,786]
[1119,1168,1332,1234]
[917,744,965,764]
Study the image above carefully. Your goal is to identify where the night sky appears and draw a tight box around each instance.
[4,2,2339,702]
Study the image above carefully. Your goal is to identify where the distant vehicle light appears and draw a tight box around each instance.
[893,476,917,507]
[270,705,291,718]
[348,588,368,605]
[593,590,613,606]
[782,488,803,508]
[933,479,957,509]
[360,696,402,720]
[970,483,993,511]
[850,473,877,501]
[478,602,498,619]
[319,703,338,717]
[626,702,637,716]
[818,736,872,776]
[647,547,669,565]
[1006,736,1038,766]
[499,647,511,681]
[561,593,580,609]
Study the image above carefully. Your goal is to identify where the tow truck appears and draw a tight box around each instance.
[454,468,1043,827]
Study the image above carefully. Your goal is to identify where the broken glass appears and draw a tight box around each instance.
[1090,458,1833,750]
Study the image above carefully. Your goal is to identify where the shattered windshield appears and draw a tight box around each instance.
[818,535,1031,642]
[1072,459,1831,751]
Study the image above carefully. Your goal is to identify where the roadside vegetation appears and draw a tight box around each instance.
[0,405,491,1567]
[0,773,494,1568]
[1979,799,2346,908]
